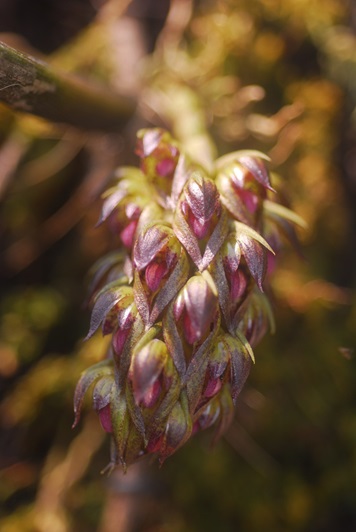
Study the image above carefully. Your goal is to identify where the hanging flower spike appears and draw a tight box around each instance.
[73,128,302,470]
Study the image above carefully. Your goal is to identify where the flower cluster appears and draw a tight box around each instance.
[73,129,303,470]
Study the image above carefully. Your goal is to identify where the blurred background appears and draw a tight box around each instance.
[0,0,355,530]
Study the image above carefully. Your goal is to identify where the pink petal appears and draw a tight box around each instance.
[140,380,162,408]
[98,404,113,433]
[120,220,138,248]
[112,328,130,356]
[182,311,201,345]
[190,214,211,239]
[237,188,259,214]
[156,158,176,177]
[230,269,248,301]
[145,261,168,292]
[146,433,164,454]
[204,377,222,398]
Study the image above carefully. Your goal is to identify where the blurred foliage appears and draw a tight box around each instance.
[0,0,355,531]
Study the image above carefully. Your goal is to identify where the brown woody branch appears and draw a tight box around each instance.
[0,41,136,131]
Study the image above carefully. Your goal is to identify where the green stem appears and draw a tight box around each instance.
[0,41,136,131]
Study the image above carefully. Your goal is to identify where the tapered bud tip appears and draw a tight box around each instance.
[238,156,275,192]
[133,224,172,271]
[186,175,220,223]
[72,413,80,429]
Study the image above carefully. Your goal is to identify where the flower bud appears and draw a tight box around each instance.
[236,291,275,347]
[129,339,169,408]
[136,128,179,177]
[203,336,230,398]
[158,392,192,462]
[133,223,189,325]
[174,174,228,271]
[136,128,180,204]
[216,155,273,227]
[98,404,113,433]
[174,273,219,346]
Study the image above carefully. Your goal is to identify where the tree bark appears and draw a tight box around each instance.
[0,41,136,131]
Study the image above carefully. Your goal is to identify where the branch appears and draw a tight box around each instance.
[0,41,137,131]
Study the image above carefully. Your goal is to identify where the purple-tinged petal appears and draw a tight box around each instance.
[237,188,260,214]
[93,376,114,412]
[238,234,267,292]
[234,222,274,292]
[112,328,131,357]
[156,158,176,177]
[216,333,252,402]
[238,156,275,192]
[229,269,248,302]
[120,220,138,248]
[196,399,220,431]
[158,392,192,462]
[129,339,168,407]
[140,380,162,409]
[73,361,113,428]
[145,261,169,292]
[133,224,170,271]
[149,249,189,325]
[185,174,220,222]
[99,404,113,433]
[235,291,275,347]
[175,274,218,345]
[204,378,222,398]
[170,154,192,207]
[98,188,127,225]
[86,285,134,339]
[136,128,163,157]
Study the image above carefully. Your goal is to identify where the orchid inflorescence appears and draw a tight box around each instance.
[73,128,303,470]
